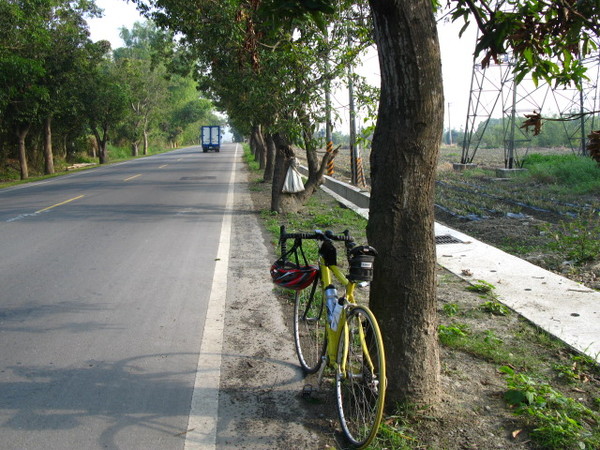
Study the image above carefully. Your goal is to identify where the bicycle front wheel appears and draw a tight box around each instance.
[336,305,386,448]
[293,279,327,373]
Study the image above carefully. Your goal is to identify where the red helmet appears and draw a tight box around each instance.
[270,260,318,290]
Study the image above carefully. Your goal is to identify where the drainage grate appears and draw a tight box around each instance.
[435,234,463,245]
[180,176,217,181]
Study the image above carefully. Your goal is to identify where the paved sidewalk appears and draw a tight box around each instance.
[317,180,600,364]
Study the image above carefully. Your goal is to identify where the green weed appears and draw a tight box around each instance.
[442,303,459,317]
[500,365,600,449]
[480,300,511,316]
[483,330,504,346]
[541,207,600,265]
[438,324,469,346]
[554,354,600,383]
[466,280,496,294]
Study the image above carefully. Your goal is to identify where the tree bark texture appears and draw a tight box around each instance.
[43,116,55,175]
[92,128,109,164]
[143,128,149,155]
[16,124,30,180]
[250,125,267,170]
[367,0,444,407]
[270,132,293,213]
[264,133,276,181]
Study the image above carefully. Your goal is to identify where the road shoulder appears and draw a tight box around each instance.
[216,158,323,448]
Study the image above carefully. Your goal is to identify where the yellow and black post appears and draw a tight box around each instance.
[326,141,335,176]
[356,156,366,187]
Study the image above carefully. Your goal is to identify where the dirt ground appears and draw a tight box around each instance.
[221,147,599,449]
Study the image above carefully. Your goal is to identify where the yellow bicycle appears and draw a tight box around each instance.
[272,226,386,448]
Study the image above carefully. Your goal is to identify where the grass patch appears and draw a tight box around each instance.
[242,143,261,172]
[521,153,600,194]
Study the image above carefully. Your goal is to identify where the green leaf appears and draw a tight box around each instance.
[522,47,533,66]
[505,389,528,406]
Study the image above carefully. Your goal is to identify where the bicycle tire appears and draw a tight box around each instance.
[335,305,386,448]
[293,278,327,373]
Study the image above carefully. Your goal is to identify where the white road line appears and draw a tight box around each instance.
[184,144,238,449]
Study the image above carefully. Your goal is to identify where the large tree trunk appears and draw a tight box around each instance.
[43,116,55,175]
[270,132,293,213]
[143,128,149,155]
[92,127,109,164]
[16,124,30,180]
[250,125,267,169]
[264,133,276,181]
[367,0,444,407]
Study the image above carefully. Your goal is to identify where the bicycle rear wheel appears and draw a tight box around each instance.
[336,305,386,448]
[293,279,327,373]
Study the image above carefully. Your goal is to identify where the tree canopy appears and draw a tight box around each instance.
[0,1,221,180]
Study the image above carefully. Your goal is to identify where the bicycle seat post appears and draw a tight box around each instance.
[280,225,287,257]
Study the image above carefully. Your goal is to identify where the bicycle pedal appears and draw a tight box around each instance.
[301,384,313,399]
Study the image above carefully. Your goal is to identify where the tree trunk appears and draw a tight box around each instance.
[132,141,139,157]
[257,126,266,169]
[43,116,55,175]
[366,0,444,407]
[92,127,109,164]
[143,128,149,155]
[270,132,292,213]
[16,124,30,180]
[89,135,97,159]
[264,133,276,181]
[270,131,335,213]
[250,125,267,169]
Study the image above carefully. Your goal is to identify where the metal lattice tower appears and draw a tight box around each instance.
[460,38,600,168]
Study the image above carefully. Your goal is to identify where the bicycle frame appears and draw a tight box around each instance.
[318,257,376,383]
[279,226,385,447]
[319,259,351,366]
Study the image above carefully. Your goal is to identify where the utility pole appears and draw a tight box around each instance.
[325,73,335,176]
[580,89,587,156]
[507,81,518,169]
[348,66,357,185]
[447,102,453,145]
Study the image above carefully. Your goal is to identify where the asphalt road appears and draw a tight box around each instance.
[0,144,238,449]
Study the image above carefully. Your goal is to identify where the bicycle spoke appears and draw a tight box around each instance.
[294,279,326,373]
[336,306,386,448]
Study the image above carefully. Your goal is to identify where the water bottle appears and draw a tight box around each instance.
[330,297,344,331]
[324,284,337,323]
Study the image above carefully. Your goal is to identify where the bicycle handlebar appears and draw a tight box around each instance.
[279,225,354,243]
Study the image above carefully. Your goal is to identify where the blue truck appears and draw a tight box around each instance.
[201,125,221,152]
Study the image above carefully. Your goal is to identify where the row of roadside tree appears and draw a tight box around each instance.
[0,0,222,181]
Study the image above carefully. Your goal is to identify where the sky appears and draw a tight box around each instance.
[87,0,478,135]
